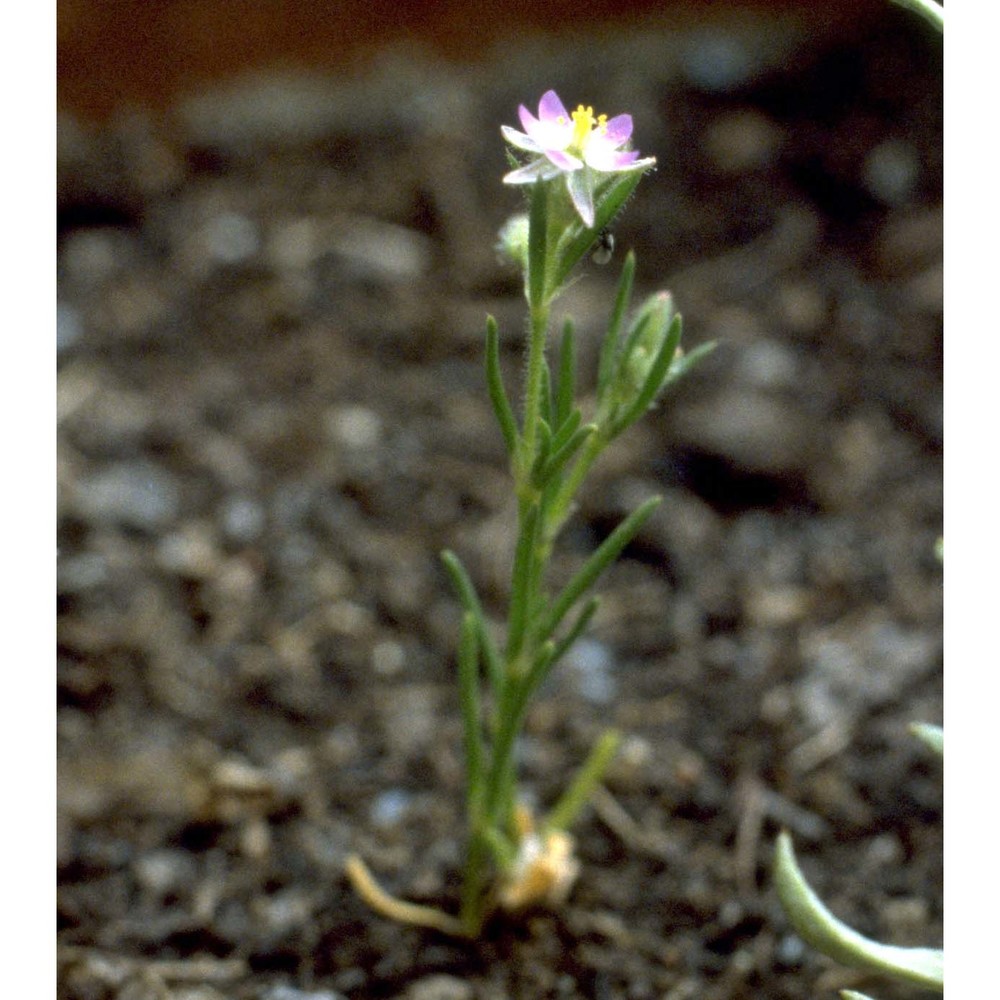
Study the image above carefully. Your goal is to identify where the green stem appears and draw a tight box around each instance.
[545,428,607,544]
[521,303,551,477]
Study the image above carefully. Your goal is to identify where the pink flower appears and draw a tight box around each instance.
[502,90,656,227]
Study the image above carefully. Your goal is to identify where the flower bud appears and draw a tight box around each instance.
[613,291,676,405]
[496,213,530,269]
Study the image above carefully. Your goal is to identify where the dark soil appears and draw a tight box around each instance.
[58,9,942,1000]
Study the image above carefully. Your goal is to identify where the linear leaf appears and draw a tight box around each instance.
[597,251,636,397]
[537,496,662,643]
[485,316,519,458]
[440,550,503,697]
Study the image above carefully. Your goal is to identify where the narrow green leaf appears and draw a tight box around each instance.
[441,550,503,697]
[481,825,516,869]
[773,832,944,991]
[485,316,519,459]
[538,496,662,643]
[515,639,558,714]
[549,407,582,455]
[536,422,597,489]
[549,595,600,668]
[538,358,553,431]
[597,251,636,397]
[529,420,553,489]
[663,340,716,387]
[484,640,552,824]
[545,729,621,831]
[555,318,576,430]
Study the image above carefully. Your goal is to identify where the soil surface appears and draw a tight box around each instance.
[58,10,942,1000]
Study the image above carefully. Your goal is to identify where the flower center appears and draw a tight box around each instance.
[567,105,608,153]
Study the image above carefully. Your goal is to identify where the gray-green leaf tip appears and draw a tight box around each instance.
[773,831,943,992]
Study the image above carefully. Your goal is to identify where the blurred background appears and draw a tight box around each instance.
[58,3,942,999]
[59,0,873,121]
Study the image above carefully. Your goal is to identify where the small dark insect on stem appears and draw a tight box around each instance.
[592,227,615,265]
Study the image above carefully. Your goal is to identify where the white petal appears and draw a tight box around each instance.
[503,159,560,185]
[501,125,542,153]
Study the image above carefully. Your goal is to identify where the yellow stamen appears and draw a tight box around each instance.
[571,105,596,149]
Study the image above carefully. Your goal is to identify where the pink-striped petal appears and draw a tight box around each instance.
[537,90,569,124]
[602,114,633,146]
[518,103,539,134]
[586,145,639,171]
[523,110,572,152]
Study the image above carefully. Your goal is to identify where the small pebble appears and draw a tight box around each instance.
[567,638,616,705]
[404,974,474,1000]
[57,301,84,353]
[220,494,267,544]
[261,986,348,1000]
[74,461,181,531]
[268,217,322,270]
[863,139,920,205]
[371,639,406,676]
[201,212,260,264]
[155,523,219,577]
[369,788,413,829]
[324,404,383,450]
[133,848,197,897]
[681,30,755,91]
[703,110,781,173]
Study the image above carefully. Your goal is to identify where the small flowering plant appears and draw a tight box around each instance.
[347,90,712,937]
